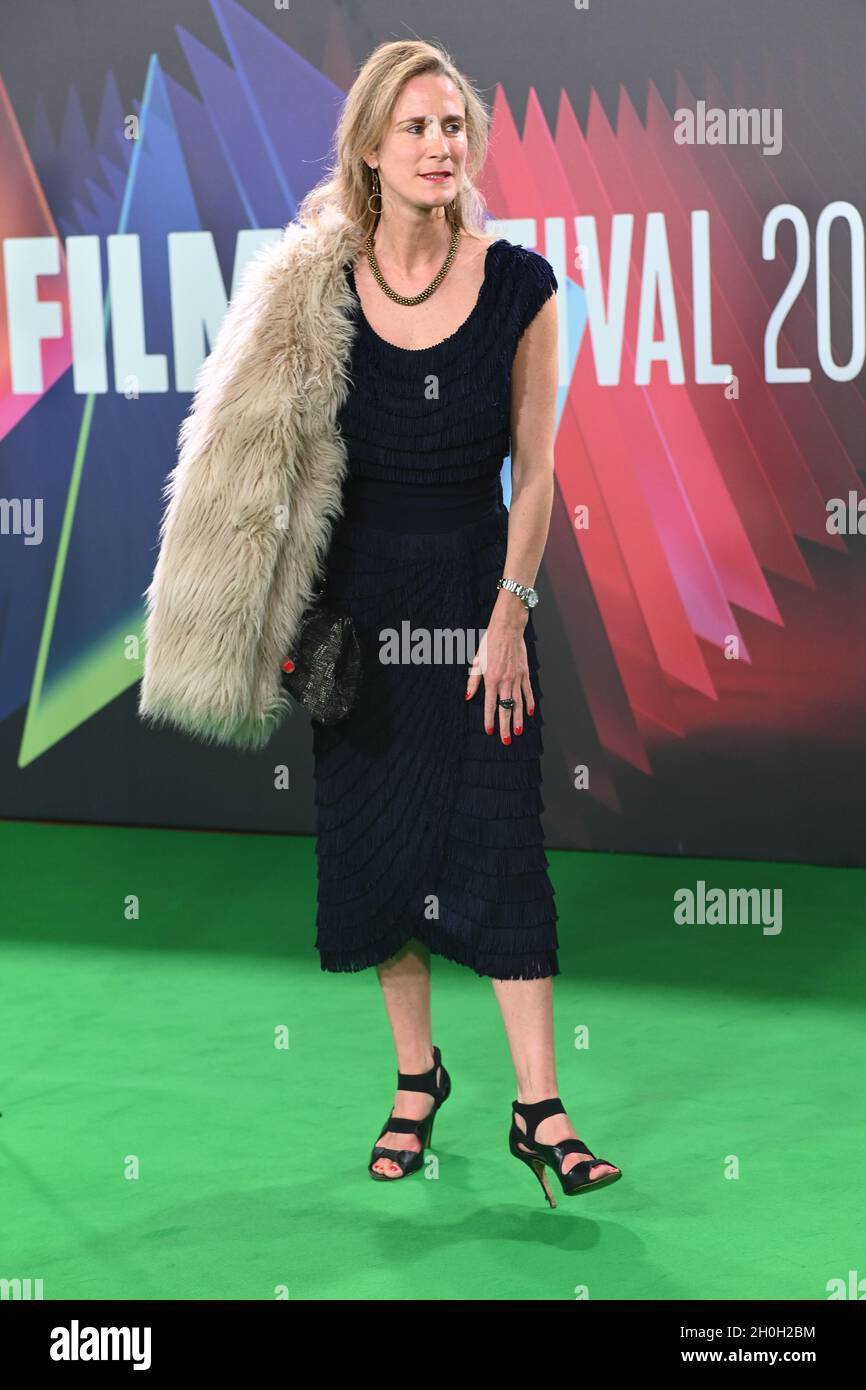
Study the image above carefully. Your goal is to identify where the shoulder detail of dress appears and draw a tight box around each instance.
[493,242,558,343]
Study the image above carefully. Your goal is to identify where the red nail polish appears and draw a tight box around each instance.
[528,706,534,716]
[282,659,295,673]
[514,726,522,735]
[503,735,511,745]
[465,689,471,700]
[485,725,493,735]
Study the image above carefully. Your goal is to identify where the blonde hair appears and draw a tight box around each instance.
[297,38,492,241]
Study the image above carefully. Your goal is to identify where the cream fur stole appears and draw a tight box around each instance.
[138,206,366,751]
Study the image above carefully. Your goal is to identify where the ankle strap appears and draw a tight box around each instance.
[512,1096,565,1144]
[397,1044,441,1094]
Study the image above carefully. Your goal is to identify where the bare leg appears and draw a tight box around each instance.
[370,938,442,1178]
[491,976,619,1181]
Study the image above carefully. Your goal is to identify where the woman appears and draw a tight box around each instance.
[299,40,620,1203]
[139,37,621,1207]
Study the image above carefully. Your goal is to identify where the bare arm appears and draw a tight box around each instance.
[466,290,559,743]
[496,291,558,624]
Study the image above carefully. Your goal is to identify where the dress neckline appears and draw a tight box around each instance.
[346,238,507,354]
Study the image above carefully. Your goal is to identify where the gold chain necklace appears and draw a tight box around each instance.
[363,224,461,306]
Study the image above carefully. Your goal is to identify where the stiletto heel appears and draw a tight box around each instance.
[509,1096,621,1205]
[368,1044,451,1181]
[527,1156,558,1209]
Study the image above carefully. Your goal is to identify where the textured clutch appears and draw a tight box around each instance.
[280,591,362,725]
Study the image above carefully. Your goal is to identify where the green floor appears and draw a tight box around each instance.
[1,820,862,1300]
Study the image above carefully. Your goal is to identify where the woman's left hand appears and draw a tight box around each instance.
[465,613,535,744]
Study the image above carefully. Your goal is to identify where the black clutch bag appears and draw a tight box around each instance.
[280,590,362,724]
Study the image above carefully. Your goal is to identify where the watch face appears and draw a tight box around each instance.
[527,589,539,608]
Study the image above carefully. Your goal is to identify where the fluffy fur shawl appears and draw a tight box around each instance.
[138,206,367,751]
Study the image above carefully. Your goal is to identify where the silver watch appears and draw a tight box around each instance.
[497,577,539,609]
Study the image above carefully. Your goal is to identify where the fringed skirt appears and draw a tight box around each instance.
[312,471,559,980]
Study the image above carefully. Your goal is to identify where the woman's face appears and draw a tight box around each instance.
[370,72,468,217]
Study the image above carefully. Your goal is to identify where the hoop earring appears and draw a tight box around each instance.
[367,168,382,214]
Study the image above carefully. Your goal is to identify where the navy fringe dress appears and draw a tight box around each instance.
[312,238,560,980]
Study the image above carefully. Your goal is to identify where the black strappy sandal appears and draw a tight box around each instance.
[368,1044,451,1181]
[509,1096,622,1207]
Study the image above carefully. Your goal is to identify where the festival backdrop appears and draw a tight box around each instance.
[0,0,864,866]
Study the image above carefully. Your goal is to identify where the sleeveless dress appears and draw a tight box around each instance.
[312,238,560,980]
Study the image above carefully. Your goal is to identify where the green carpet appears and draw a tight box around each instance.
[1,820,862,1300]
